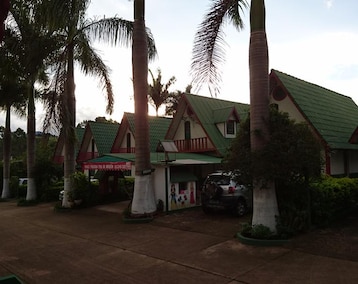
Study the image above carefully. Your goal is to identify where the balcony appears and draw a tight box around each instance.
[174,137,215,153]
[112,147,136,154]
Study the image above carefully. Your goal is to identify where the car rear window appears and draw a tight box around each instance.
[208,175,230,185]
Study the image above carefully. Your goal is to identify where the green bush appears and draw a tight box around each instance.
[310,176,358,226]
[276,181,311,236]
[68,172,100,207]
[40,185,64,202]
[240,223,278,240]
[17,198,38,206]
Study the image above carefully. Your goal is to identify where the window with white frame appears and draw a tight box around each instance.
[226,120,236,136]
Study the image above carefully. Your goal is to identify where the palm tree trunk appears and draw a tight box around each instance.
[249,0,278,231]
[1,104,11,199]
[26,83,37,200]
[62,44,76,208]
[131,0,156,216]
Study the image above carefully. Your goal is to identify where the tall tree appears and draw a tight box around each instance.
[148,68,176,116]
[0,0,10,40]
[0,33,27,199]
[192,0,278,231]
[165,84,192,116]
[42,0,156,207]
[248,0,278,231]
[131,0,156,216]
[8,0,59,201]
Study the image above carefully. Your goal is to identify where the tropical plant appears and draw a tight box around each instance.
[225,109,323,234]
[148,68,176,116]
[191,0,248,97]
[130,0,157,216]
[248,0,279,231]
[0,0,10,40]
[192,0,278,231]
[0,27,27,199]
[7,0,60,201]
[165,84,192,116]
[41,0,157,208]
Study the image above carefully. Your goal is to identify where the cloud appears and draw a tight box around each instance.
[325,0,334,9]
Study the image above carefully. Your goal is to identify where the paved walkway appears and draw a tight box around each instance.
[0,201,357,284]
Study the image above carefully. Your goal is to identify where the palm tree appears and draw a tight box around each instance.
[148,68,176,116]
[248,0,278,231]
[0,35,27,199]
[8,0,60,201]
[192,0,278,231]
[0,0,10,40]
[130,0,157,216]
[42,0,157,207]
[165,84,192,116]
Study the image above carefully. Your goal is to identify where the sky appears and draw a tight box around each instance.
[2,0,358,133]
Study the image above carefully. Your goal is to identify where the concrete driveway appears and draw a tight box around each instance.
[0,201,357,283]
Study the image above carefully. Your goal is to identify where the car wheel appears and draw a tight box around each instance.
[233,199,247,216]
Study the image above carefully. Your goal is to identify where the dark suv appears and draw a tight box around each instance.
[201,171,252,216]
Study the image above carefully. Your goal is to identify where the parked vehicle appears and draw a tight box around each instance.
[201,171,252,216]
[18,178,28,186]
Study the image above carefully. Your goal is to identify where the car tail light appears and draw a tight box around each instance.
[228,186,235,194]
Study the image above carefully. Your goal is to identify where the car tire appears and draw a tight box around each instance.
[233,199,247,216]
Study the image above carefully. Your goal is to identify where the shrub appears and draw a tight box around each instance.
[240,223,278,240]
[310,176,358,226]
[17,198,39,206]
[41,184,64,202]
[276,181,311,236]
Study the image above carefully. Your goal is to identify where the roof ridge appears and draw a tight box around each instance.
[271,69,353,101]
[186,93,249,106]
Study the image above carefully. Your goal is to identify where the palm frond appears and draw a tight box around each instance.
[191,0,248,97]
[83,17,133,47]
[76,33,114,114]
[83,17,157,61]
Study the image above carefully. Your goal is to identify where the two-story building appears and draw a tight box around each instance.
[55,69,358,211]
[270,69,358,177]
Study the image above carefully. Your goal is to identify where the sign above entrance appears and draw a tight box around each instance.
[82,162,132,171]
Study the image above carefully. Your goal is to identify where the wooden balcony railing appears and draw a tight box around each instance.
[112,147,136,154]
[174,137,214,152]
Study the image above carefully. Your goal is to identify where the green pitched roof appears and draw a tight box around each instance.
[272,69,358,150]
[75,127,86,156]
[88,122,120,155]
[124,113,172,152]
[184,94,250,156]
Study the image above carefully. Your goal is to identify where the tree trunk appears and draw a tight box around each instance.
[249,0,278,231]
[1,104,11,199]
[26,83,37,200]
[62,44,76,208]
[131,0,156,215]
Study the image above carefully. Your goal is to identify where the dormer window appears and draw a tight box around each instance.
[226,120,236,137]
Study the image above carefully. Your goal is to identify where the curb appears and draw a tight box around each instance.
[236,233,289,247]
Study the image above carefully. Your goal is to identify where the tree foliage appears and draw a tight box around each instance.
[148,68,176,116]
[165,84,192,117]
[225,108,323,185]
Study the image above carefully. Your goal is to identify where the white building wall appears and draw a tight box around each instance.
[349,150,358,174]
[330,150,345,176]
[152,166,167,207]
[271,95,306,123]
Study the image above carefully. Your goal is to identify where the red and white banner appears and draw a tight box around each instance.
[82,162,132,171]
